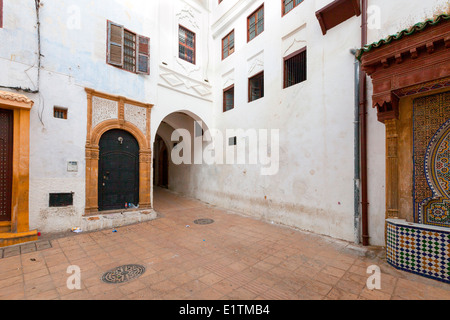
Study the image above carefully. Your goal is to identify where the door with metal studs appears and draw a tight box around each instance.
[98,129,140,211]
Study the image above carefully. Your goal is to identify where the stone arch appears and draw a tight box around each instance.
[153,110,211,192]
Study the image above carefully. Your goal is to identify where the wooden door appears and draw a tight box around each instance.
[0,109,13,222]
[98,129,140,211]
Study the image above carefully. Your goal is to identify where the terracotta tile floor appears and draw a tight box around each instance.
[0,187,449,300]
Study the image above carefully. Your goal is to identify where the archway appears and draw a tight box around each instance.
[153,111,210,203]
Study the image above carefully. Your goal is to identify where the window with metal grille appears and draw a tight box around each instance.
[223,85,234,112]
[179,25,196,64]
[282,0,304,16]
[123,30,136,72]
[249,72,264,102]
[106,21,150,75]
[284,48,307,89]
[53,107,68,119]
[222,30,235,60]
[248,5,264,42]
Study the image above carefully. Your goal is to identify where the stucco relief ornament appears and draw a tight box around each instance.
[420,119,450,227]
[176,5,200,30]
[91,96,118,128]
[124,104,147,136]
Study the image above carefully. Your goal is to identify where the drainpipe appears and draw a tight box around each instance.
[360,0,369,246]
[351,48,361,244]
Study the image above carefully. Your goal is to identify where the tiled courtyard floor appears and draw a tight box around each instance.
[0,188,449,300]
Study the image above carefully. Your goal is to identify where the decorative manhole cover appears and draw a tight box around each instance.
[101,264,146,284]
[194,218,215,225]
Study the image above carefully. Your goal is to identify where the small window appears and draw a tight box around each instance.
[229,136,237,146]
[107,21,150,75]
[249,72,264,102]
[282,0,304,16]
[49,193,74,207]
[179,25,196,64]
[54,107,68,119]
[223,85,234,112]
[284,48,307,89]
[248,5,264,42]
[222,30,235,60]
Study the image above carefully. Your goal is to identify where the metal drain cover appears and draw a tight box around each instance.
[194,218,215,225]
[101,264,146,284]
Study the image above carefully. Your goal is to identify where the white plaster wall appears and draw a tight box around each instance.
[0,0,161,233]
[1,0,448,241]
[167,0,449,246]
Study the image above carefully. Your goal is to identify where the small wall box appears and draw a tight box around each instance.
[67,161,78,172]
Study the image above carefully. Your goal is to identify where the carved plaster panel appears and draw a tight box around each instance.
[248,51,264,77]
[92,96,118,128]
[124,104,148,136]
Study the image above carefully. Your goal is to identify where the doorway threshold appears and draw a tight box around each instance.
[81,209,158,232]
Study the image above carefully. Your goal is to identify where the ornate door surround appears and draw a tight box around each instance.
[0,90,38,247]
[85,88,153,215]
[359,15,450,224]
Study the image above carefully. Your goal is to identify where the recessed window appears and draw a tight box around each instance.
[247,5,264,42]
[222,30,235,60]
[249,72,264,102]
[49,193,74,207]
[223,85,234,112]
[229,136,237,146]
[54,107,68,119]
[179,25,196,64]
[284,48,307,88]
[107,21,150,74]
[282,0,304,16]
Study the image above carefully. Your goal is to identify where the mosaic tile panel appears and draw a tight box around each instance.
[387,220,450,284]
[413,92,450,227]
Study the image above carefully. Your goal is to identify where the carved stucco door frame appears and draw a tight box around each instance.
[85,88,153,215]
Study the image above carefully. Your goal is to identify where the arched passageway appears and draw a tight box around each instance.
[153,111,210,205]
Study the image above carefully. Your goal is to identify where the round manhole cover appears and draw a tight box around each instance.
[194,218,215,225]
[101,264,146,284]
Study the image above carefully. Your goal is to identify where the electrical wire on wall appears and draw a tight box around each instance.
[0,0,45,126]
[35,0,45,127]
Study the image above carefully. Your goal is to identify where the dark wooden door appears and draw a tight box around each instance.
[0,109,13,222]
[98,129,139,211]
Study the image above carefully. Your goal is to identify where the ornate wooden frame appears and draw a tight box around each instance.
[360,18,450,222]
[85,88,153,215]
[0,90,38,247]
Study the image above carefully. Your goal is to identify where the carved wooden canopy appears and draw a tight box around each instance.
[358,14,450,123]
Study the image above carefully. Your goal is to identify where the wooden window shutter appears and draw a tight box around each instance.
[137,35,150,74]
[107,21,124,67]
